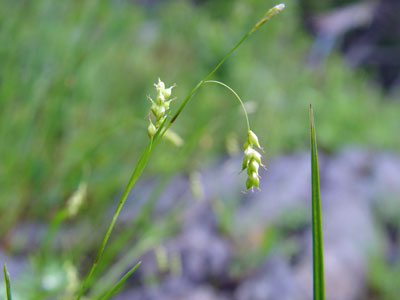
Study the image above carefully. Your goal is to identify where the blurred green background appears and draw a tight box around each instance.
[1,0,399,299]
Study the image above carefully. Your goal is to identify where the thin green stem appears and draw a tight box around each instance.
[157,3,284,145]
[76,140,153,300]
[76,4,284,299]
[154,30,251,148]
[204,80,250,131]
[160,31,251,136]
[98,261,141,300]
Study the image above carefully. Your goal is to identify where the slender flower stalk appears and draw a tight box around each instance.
[157,3,285,141]
[76,4,285,299]
[203,80,264,190]
[204,80,250,131]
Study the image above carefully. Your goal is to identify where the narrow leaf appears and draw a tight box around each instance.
[98,261,141,300]
[3,264,13,300]
[309,105,325,300]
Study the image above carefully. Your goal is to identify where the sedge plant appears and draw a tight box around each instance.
[1,5,328,300]
[75,3,285,299]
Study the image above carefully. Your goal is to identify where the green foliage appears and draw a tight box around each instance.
[369,251,400,300]
[368,196,400,300]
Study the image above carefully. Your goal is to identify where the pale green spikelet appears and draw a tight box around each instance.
[251,3,285,33]
[246,171,260,190]
[248,130,263,151]
[242,130,264,190]
[147,120,157,138]
[147,78,175,139]
[66,182,87,217]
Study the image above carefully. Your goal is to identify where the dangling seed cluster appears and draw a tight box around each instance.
[147,78,175,138]
[242,130,264,190]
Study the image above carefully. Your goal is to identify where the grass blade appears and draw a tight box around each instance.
[76,140,153,299]
[309,105,325,300]
[3,264,13,300]
[98,261,141,300]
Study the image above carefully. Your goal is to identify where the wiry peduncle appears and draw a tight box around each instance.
[204,80,250,132]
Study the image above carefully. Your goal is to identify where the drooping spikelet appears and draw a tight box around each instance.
[242,130,264,190]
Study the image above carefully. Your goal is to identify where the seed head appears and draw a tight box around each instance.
[242,130,264,190]
[147,78,175,139]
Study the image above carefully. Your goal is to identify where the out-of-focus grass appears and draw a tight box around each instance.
[1,0,399,230]
[98,260,141,300]
[369,250,400,300]
[368,196,400,300]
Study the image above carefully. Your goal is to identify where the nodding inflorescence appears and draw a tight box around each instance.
[242,130,265,191]
[147,78,176,138]
[146,79,265,191]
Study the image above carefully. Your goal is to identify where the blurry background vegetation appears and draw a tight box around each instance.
[0,0,399,299]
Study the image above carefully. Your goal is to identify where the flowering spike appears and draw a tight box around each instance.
[147,78,177,141]
[242,130,264,190]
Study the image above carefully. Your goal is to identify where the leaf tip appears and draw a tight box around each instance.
[309,104,314,129]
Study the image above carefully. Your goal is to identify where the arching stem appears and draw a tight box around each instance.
[204,80,251,132]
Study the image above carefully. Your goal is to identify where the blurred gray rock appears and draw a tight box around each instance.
[0,249,28,280]
[122,147,396,300]
[4,147,400,300]
[114,277,228,300]
[235,257,304,300]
